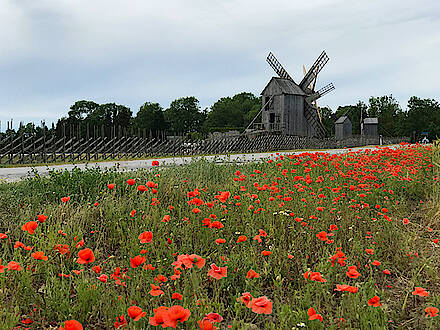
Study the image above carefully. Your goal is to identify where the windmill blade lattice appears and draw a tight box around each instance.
[317,83,335,97]
[266,52,295,82]
[299,51,329,90]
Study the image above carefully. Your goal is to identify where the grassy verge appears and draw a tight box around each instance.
[0,144,438,329]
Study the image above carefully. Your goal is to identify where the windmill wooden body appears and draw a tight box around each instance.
[248,51,335,137]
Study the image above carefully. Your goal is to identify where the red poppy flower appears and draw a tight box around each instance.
[334,284,358,293]
[149,306,169,327]
[198,319,215,330]
[107,183,115,190]
[59,319,83,330]
[368,296,382,307]
[203,313,223,323]
[138,231,153,243]
[304,271,327,282]
[61,196,70,203]
[210,221,223,229]
[127,305,147,321]
[130,255,146,268]
[261,250,272,256]
[237,292,253,308]
[149,283,165,296]
[402,218,409,225]
[77,248,95,264]
[114,315,128,328]
[208,263,227,280]
[307,307,323,321]
[371,260,381,266]
[137,185,147,192]
[250,296,273,314]
[6,261,22,271]
[365,248,374,255]
[425,307,439,318]
[246,269,260,279]
[21,221,38,235]
[152,160,159,166]
[316,231,328,241]
[172,292,183,300]
[55,244,70,257]
[97,274,108,283]
[146,181,157,188]
[215,238,226,245]
[216,191,230,203]
[127,179,136,186]
[412,287,429,297]
[346,265,361,279]
[237,235,247,243]
[31,251,48,261]
[162,305,191,328]
[0,233,7,239]
[37,214,47,223]
[382,269,391,275]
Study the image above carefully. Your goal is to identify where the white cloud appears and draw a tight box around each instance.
[0,0,439,128]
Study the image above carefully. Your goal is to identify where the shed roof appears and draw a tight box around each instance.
[363,117,378,124]
[335,116,350,124]
[261,77,306,96]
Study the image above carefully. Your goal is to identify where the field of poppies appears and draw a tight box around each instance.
[0,143,439,329]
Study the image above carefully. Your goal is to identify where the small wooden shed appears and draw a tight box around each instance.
[335,116,352,140]
[362,118,378,136]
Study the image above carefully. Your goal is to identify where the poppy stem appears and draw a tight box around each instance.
[401,292,409,312]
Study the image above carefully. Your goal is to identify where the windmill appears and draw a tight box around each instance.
[247,51,335,138]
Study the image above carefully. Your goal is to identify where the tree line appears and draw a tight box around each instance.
[1,93,439,141]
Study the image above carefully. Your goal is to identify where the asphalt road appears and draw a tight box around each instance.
[0,145,392,183]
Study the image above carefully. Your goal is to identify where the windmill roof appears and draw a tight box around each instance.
[363,118,378,124]
[335,116,350,124]
[261,77,306,96]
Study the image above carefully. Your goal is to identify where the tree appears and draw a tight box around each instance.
[318,106,336,137]
[367,95,402,136]
[203,92,261,131]
[404,97,440,141]
[133,102,167,137]
[68,100,99,120]
[164,97,205,134]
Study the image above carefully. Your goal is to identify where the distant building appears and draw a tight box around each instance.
[335,116,352,140]
[260,77,315,136]
[361,118,378,136]
[248,51,335,138]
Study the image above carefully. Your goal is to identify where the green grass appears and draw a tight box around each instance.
[0,144,439,329]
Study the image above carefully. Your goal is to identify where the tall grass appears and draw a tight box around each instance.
[0,144,438,329]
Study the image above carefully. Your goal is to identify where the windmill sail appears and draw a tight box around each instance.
[306,83,335,102]
[303,102,326,138]
[266,52,295,82]
[299,51,329,90]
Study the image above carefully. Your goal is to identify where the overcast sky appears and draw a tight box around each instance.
[1,0,439,130]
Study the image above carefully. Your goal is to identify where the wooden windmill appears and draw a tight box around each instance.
[248,51,335,138]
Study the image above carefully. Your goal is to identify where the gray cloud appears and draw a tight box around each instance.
[1,0,439,129]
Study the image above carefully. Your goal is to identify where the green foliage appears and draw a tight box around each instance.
[368,95,404,136]
[164,96,205,134]
[133,102,168,137]
[405,97,440,141]
[203,92,261,132]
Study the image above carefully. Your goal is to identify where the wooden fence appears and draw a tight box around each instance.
[0,132,410,165]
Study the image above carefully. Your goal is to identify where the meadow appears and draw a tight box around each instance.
[0,143,439,329]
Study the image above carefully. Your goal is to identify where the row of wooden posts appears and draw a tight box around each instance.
[0,132,410,165]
